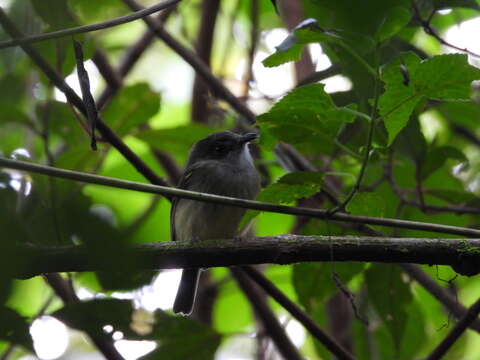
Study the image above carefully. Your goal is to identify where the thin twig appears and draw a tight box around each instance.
[0,0,180,49]
[426,297,480,360]
[386,152,480,215]
[401,264,480,333]
[241,266,355,360]
[3,157,480,237]
[412,1,480,58]
[43,274,124,360]
[328,48,380,214]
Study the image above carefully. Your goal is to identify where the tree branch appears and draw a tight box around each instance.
[412,2,480,58]
[13,236,480,278]
[0,0,180,49]
[241,266,355,360]
[190,0,221,123]
[426,297,480,360]
[43,274,124,360]
[231,268,303,360]
[2,157,480,237]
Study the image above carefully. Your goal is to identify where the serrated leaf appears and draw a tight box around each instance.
[375,6,411,42]
[262,19,374,67]
[379,52,422,145]
[414,54,480,100]
[239,171,324,229]
[257,84,356,146]
[103,83,160,137]
[380,53,480,144]
[365,264,412,349]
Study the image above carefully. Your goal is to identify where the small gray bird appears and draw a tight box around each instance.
[171,131,260,315]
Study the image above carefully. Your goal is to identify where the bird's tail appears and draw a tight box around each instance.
[173,268,200,315]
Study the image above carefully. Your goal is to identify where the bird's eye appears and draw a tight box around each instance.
[214,145,225,152]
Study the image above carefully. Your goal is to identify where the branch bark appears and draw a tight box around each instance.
[14,236,480,278]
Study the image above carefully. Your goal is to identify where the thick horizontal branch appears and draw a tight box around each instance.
[0,0,179,49]
[15,235,480,278]
[2,158,480,237]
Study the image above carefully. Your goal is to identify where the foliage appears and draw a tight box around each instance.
[0,0,479,359]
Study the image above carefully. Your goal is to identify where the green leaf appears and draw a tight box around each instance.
[394,116,427,163]
[346,192,386,218]
[436,101,480,128]
[103,83,161,137]
[380,53,480,144]
[52,299,136,338]
[262,19,374,67]
[427,188,478,205]
[414,54,480,100]
[305,0,410,37]
[257,84,356,145]
[421,146,467,180]
[379,52,422,145]
[375,6,411,42]
[0,307,34,351]
[239,171,324,229]
[293,262,365,311]
[365,264,413,349]
[31,0,76,30]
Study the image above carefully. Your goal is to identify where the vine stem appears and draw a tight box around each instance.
[328,48,381,214]
[2,157,480,237]
[0,0,180,49]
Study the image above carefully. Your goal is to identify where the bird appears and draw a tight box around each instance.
[171,131,260,315]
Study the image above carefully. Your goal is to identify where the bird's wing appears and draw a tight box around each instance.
[170,165,197,242]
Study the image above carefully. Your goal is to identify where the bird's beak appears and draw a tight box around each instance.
[239,133,258,144]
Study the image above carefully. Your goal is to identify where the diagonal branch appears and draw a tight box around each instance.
[241,266,355,360]
[401,264,480,333]
[412,1,480,58]
[426,297,480,360]
[0,0,180,49]
[3,157,480,237]
[0,8,169,190]
[231,268,303,360]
